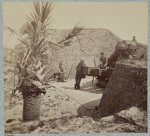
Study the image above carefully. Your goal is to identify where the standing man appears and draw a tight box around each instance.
[75,59,86,90]
[99,52,107,69]
[132,36,137,43]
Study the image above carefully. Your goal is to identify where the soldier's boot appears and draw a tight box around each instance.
[74,84,77,90]
[77,84,80,89]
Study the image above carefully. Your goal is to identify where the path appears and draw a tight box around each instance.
[50,76,103,110]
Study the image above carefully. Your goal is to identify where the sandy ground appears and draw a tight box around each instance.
[4,77,147,133]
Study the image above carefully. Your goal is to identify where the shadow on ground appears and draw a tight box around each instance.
[77,99,100,117]
[62,80,104,94]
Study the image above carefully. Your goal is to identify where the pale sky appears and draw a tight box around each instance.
[3,1,148,48]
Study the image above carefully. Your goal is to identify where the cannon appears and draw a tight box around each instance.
[83,66,114,88]
[82,39,146,88]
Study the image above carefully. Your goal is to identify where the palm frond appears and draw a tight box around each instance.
[3,26,18,36]
[34,2,41,18]
[18,38,31,49]
[41,2,53,23]
[20,21,35,36]
[58,25,84,44]
[71,25,84,36]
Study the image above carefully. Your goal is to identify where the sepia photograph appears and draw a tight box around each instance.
[3,1,148,134]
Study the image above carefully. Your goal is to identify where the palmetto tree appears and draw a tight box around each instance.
[10,2,54,121]
[7,2,84,121]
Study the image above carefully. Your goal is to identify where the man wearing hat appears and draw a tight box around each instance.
[99,52,107,69]
[75,59,86,90]
[132,36,137,43]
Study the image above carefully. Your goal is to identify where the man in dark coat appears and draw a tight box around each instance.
[75,59,86,90]
[99,52,107,69]
[132,36,137,43]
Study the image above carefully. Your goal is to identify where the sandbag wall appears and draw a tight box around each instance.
[98,60,147,117]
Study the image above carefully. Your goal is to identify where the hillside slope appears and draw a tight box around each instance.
[46,28,121,78]
[4,28,147,78]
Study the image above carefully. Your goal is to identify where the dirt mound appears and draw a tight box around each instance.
[4,28,147,79]
[45,28,121,78]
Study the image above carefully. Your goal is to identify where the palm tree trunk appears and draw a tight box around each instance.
[23,93,41,121]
